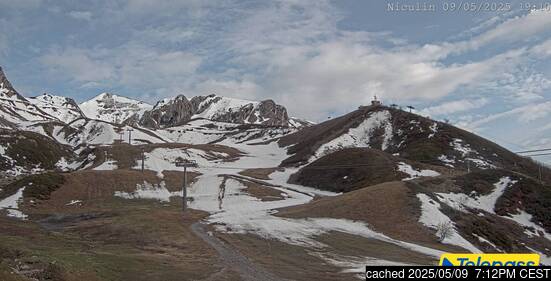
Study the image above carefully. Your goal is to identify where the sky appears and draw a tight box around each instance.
[1,0,551,162]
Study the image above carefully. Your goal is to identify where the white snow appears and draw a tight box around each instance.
[66,200,83,206]
[416,193,480,253]
[507,210,551,240]
[80,93,152,124]
[397,162,440,180]
[156,119,291,145]
[55,157,82,171]
[437,177,551,242]
[0,187,27,219]
[428,123,438,138]
[193,177,443,258]
[312,110,393,160]
[63,120,166,146]
[115,181,181,202]
[451,139,495,169]
[436,176,517,214]
[93,160,118,170]
[28,93,83,123]
[438,155,456,167]
[0,90,53,123]
[193,96,260,121]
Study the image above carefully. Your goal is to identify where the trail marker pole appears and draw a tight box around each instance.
[175,159,198,211]
[141,148,145,173]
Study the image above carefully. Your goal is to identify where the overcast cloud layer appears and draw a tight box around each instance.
[1,0,551,162]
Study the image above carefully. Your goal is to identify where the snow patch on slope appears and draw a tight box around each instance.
[451,139,495,169]
[397,162,440,180]
[417,193,479,252]
[0,187,27,219]
[312,110,393,160]
[436,176,517,214]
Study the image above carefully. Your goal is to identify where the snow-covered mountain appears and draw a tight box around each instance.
[0,67,53,125]
[28,93,85,123]
[80,93,153,124]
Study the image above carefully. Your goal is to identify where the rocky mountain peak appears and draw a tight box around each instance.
[0,66,18,98]
[140,94,194,129]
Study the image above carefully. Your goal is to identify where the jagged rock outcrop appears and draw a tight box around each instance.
[139,95,194,128]
[139,94,292,129]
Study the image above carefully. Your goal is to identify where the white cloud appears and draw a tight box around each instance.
[420,98,489,117]
[40,48,115,82]
[68,11,93,21]
[32,1,551,122]
[462,101,551,131]
[470,9,551,48]
[40,45,202,100]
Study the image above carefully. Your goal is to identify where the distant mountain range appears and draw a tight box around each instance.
[0,67,311,130]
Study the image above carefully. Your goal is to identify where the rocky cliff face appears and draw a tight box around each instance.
[139,95,194,128]
[139,94,292,129]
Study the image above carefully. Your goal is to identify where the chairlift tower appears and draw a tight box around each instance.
[126,128,134,145]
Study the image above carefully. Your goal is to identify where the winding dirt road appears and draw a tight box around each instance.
[191,222,288,281]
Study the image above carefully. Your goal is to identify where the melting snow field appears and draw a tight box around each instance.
[192,175,443,258]
[93,160,118,171]
[311,110,393,160]
[115,181,181,202]
[417,193,480,253]
[0,187,27,219]
[436,176,517,214]
[397,162,440,180]
[114,140,445,271]
[432,177,551,251]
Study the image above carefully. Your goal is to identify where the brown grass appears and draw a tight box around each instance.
[88,142,244,170]
[21,169,200,215]
[214,231,356,281]
[234,177,285,201]
[0,169,225,281]
[238,167,281,180]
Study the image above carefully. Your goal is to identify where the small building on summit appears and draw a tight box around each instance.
[371,95,382,106]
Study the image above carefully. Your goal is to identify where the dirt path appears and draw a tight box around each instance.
[191,222,288,281]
